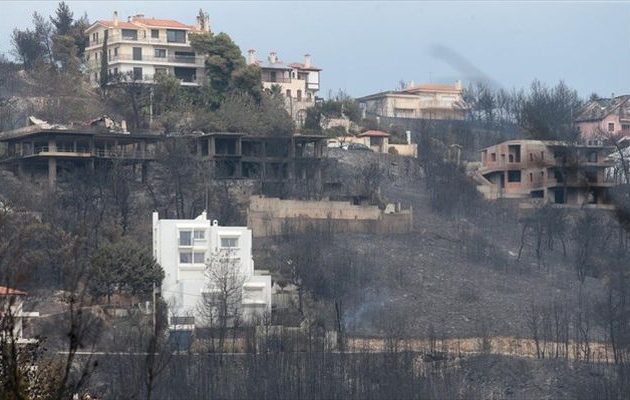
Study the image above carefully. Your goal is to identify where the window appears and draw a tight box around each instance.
[540,151,544,161]
[193,251,205,264]
[194,230,205,240]
[133,67,143,80]
[122,29,138,40]
[221,237,238,248]
[133,47,142,61]
[623,124,630,131]
[114,47,118,56]
[529,173,533,182]
[151,29,159,39]
[608,122,615,132]
[113,67,118,75]
[529,153,533,161]
[167,29,186,43]
[154,48,166,58]
[179,250,192,264]
[507,170,521,182]
[491,153,496,162]
[179,230,192,246]
[155,67,168,76]
[297,90,302,101]
[588,151,598,163]
[286,89,291,98]
[108,49,111,61]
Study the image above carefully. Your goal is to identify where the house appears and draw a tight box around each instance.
[575,95,630,140]
[84,11,210,86]
[357,81,470,121]
[327,130,418,157]
[0,286,39,341]
[247,50,321,126]
[152,211,271,330]
[0,117,159,188]
[474,139,615,208]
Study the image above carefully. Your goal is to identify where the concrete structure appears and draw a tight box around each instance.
[575,95,630,140]
[357,81,470,121]
[0,118,159,188]
[247,195,413,237]
[327,130,418,157]
[474,140,615,208]
[247,50,321,126]
[153,212,271,329]
[85,11,210,86]
[0,286,39,341]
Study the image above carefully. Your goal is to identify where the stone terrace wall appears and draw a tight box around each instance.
[247,196,413,237]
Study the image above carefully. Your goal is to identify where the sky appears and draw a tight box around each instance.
[1,1,629,98]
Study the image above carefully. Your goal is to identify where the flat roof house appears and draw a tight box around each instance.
[153,211,271,331]
[85,11,210,86]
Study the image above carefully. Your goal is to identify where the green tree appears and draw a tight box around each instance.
[11,28,44,70]
[52,34,80,74]
[50,1,74,36]
[100,31,108,88]
[231,63,263,101]
[90,241,164,303]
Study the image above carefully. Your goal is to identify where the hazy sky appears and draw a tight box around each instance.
[1,1,629,98]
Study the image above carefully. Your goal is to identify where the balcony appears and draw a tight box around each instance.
[2,146,155,161]
[262,77,292,84]
[110,54,204,65]
[89,33,193,47]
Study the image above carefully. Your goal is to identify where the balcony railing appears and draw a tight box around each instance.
[89,34,192,47]
[262,77,292,83]
[110,54,205,64]
[3,146,155,160]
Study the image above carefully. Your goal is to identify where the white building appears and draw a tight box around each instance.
[152,212,271,329]
[0,286,39,342]
[247,50,321,127]
[85,11,210,87]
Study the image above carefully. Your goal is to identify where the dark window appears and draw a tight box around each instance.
[132,47,142,61]
[529,173,533,182]
[121,29,138,40]
[507,170,521,182]
[529,153,533,161]
[286,89,291,98]
[151,29,159,39]
[491,153,496,162]
[554,170,564,183]
[114,47,118,56]
[531,190,544,198]
[133,67,143,80]
[587,151,598,163]
[174,51,195,63]
[297,90,302,101]
[608,122,615,132]
[167,29,186,43]
[154,48,166,58]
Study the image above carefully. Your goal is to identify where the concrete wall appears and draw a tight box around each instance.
[247,196,413,237]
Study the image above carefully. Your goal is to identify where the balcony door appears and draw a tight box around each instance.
[133,47,142,61]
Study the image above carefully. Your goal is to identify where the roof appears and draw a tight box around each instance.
[94,20,139,29]
[358,130,390,137]
[258,61,292,70]
[575,95,630,122]
[288,62,322,71]
[90,17,200,32]
[402,83,461,93]
[0,286,27,296]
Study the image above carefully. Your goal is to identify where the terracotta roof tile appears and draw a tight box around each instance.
[0,286,27,296]
[132,18,196,30]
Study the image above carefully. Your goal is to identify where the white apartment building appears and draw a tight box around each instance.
[84,11,210,87]
[247,50,321,126]
[152,212,271,329]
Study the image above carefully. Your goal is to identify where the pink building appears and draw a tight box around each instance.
[575,95,630,140]
[475,140,615,208]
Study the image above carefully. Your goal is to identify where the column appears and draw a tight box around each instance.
[48,158,57,189]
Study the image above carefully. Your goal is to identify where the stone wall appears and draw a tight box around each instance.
[247,196,413,237]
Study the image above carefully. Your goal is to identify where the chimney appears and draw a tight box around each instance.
[268,51,277,64]
[113,11,119,27]
[131,14,144,22]
[247,49,257,65]
[304,54,311,68]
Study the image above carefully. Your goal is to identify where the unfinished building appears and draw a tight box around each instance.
[0,118,160,188]
[474,139,616,209]
[194,133,327,196]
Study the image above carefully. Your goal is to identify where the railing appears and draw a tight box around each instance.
[262,77,292,83]
[3,146,155,160]
[89,34,192,47]
[110,54,205,64]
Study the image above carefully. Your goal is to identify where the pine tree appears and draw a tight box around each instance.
[50,1,74,36]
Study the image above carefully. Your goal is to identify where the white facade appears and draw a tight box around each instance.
[152,212,271,328]
[85,12,209,87]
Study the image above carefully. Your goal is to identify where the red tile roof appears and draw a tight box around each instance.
[132,18,196,30]
[97,20,139,29]
[0,286,27,296]
[358,130,390,137]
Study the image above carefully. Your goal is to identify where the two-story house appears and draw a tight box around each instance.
[575,95,630,140]
[152,211,271,330]
[357,81,470,121]
[84,11,210,86]
[475,139,615,208]
[247,50,321,126]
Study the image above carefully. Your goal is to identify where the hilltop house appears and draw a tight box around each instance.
[575,95,630,140]
[152,212,271,330]
[357,81,470,121]
[85,11,210,86]
[247,50,321,127]
[474,139,615,208]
